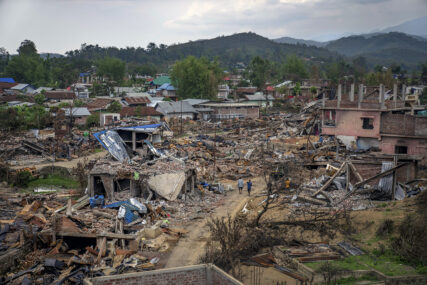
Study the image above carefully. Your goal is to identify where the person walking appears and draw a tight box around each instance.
[237,177,244,194]
[247,179,253,196]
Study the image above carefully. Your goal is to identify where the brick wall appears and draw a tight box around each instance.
[91,267,206,285]
[380,113,415,136]
[214,106,259,119]
[85,264,243,285]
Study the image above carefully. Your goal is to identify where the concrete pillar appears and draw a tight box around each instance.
[88,174,94,197]
[358,84,363,109]
[337,84,342,108]
[322,92,326,107]
[379,84,385,109]
[393,84,397,102]
[132,131,136,151]
[379,84,384,103]
[130,180,137,197]
[402,84,406,101]
[349,84,355,102]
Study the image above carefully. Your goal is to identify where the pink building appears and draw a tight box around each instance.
[321,84,427,165]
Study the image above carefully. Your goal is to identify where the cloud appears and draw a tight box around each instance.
[0,0,426,53]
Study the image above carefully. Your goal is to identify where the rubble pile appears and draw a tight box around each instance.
[0,130,98,166]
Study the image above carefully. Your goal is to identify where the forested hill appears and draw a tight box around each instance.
[67,32,339,69]
[325,32,427,68]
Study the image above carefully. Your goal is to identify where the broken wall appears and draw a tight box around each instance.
[322,109,381,138]
[380,113,416,136]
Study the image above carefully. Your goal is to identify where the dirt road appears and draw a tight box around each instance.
[10,150,107,170]
[165,176,266,268]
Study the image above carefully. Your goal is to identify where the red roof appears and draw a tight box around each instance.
[124,96,151,105]
[120,106,163,117]
[45,91,76,100]
[266,86,275,91]
[0,82,18,90]
[223,76,230,81]
[87,98,114,111]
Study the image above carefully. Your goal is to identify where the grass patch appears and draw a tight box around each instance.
[334,274,379,285]
[27,174,79,189]
[94,148,104,153]
[305,251,419,276]
[305,256,369,271]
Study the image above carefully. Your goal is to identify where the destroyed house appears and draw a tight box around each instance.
[321,84,427,165]
[94,123,170,152]
[88,159,197,203]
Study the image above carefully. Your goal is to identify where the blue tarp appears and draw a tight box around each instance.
[103,201,140,224]
[0,78,15,83]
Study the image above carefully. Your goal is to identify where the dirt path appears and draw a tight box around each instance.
[11,151,107,170]
[165,177,266,268]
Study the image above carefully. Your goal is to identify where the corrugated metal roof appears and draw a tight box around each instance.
[153,76,171,86]
[182,99,210,106]
[200,102,260,108]
[45,91,76,100]
[11,83,32,90]
[245,93,275,101]
[157,83,176,91]
[156,101,198,114]
[62,107,91,117]
[124,96,151,105]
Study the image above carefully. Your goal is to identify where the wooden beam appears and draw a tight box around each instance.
[354,163,408,188]
[297,194,328,206]
[98,232,136,240]
[311,162,346,197]
[348,162,363,182]
[391,155,398,200]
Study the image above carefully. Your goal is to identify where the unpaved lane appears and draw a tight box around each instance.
[165,177,266,268]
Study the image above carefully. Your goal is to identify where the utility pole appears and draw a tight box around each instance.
[180,100,183,135]
[213,123,216,182]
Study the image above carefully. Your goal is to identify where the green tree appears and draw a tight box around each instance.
[5,40,49,85]
[281,54,308,82]
[34,93,46,105]
[0,47,9,74]
[86,113,100,128]
[96,57,126,84]
[107,101,122,113]
[17,40,37,56]
[249,56,269,90]
[171,56,223,99]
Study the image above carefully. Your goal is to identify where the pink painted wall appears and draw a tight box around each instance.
[380,136,427,163]
[322,110,381,138]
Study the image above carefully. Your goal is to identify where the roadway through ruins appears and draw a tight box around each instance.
[165,176,266,268]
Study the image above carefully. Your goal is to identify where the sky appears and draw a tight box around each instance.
[1,0,427,54]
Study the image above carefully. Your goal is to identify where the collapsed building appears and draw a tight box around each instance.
[321,83,427,165]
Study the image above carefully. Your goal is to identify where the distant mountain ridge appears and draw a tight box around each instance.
[71,32,339,69]
[378,16,427,38]
[272,36,325,47]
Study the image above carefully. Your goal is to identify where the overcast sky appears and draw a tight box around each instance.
[1,0,426,54]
